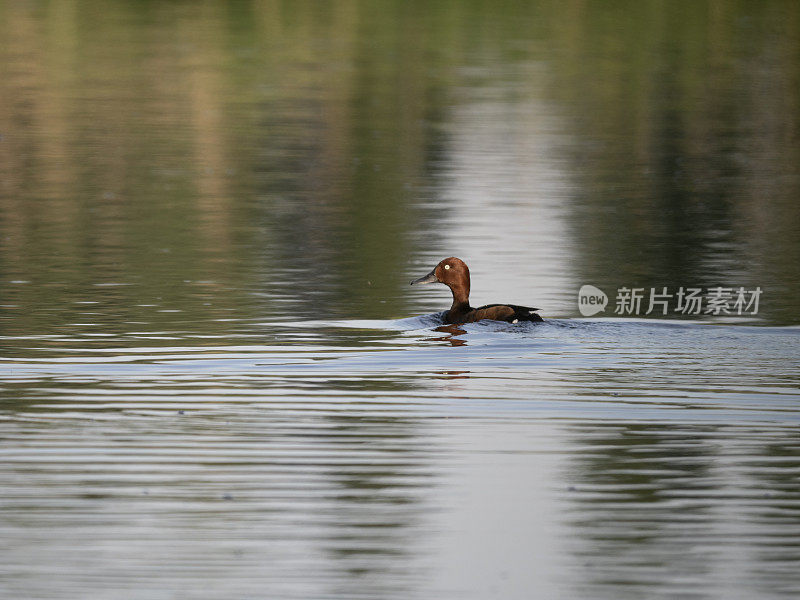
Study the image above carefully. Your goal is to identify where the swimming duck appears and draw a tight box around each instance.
[410,257,543,324]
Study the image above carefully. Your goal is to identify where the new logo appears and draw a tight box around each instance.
[578,285,608,316]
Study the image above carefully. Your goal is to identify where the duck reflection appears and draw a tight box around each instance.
[435,370,470,380]
[426,325,471,379]
[427,324,468,347]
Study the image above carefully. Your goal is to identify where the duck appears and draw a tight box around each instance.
[410,257,543,324]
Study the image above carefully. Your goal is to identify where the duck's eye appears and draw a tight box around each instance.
[444,264,450,270]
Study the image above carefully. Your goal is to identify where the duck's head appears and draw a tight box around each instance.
[410,257,470,290]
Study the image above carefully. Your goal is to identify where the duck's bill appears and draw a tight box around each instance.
[410,270,438,285]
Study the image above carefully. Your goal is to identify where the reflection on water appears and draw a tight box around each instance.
[1,1,800,599]
[429,324,468,347]
[2,0,799,327]
[3,320,799,598]
[566,420,800,599]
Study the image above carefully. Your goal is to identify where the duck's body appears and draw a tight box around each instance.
[411,257,543,325]
[446,302,543,324]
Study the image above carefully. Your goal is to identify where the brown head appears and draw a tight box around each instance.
[410,257,471,306]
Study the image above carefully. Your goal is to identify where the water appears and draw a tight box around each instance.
[2,2,800,599]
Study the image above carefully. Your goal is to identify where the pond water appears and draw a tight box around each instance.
[2,2,800,599]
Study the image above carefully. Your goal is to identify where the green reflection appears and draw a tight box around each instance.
[1,0,798,351]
